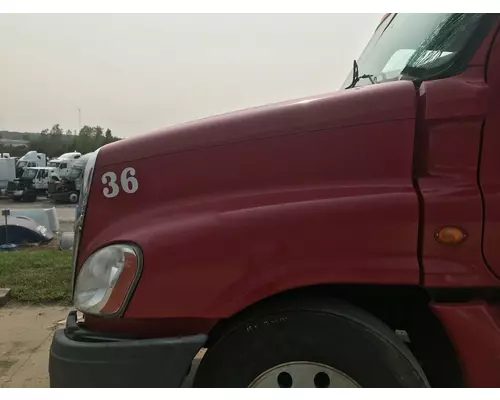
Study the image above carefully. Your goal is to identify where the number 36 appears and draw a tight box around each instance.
[102,167,138,198]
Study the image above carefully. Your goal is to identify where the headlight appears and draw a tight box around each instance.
[74,243,142,316]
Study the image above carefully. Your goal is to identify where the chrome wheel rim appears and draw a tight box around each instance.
[248,361,361,388]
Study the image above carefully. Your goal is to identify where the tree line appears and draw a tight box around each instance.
[0,124,121,158]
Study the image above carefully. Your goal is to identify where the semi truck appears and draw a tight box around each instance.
[49,13,500,388]
[47,152,82,180]
[15,151,47,177]
[6,166,55,202]
[47,153,92,203]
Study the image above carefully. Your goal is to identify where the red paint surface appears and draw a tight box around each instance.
[480,24,500,279]
[415,19,500,288]
[416,70,499,287]
[79,81,420,319]
[432,301,500,387]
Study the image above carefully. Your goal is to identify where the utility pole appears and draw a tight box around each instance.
[78,108,81,134]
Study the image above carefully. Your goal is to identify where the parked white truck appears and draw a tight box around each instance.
[16,151,47,177]
[5,166,56,202]
[47,152,82,179]
[47,153,91,203]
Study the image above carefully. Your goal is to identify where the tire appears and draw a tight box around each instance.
[21,193,37,202]
[68,193,78,203]
[193,298,429,388]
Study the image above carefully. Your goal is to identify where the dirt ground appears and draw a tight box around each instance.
[0,198,77,387]
[0,304,70,388]
[0,304,204,388]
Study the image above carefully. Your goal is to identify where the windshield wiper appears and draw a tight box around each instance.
[345,60,376,89]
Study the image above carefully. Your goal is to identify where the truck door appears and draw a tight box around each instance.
[34,169,45,190]
[479,27,500,279]
[40,169,49,189]
[59,162,67,178]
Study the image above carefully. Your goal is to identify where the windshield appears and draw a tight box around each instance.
[342,13,485,88]
[66,168,83,180]
[48,161,60,168]
[17,160,27,169]
[21,169,36,179]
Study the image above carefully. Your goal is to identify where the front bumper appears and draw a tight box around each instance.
[47,191,74,202]
[5,189,21,198]
[49,311,207,388]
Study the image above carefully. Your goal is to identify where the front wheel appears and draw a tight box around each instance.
[68,193,79,203]
[248,361,360,388]
[193,299,429,388]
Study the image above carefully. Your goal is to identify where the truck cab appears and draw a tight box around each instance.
[47,152,82,180]
[15,151,47,178]
[50,14,500,388]
[6,166,55,202]
[47,153,92,204]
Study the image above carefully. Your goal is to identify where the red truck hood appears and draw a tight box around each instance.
[80,80,421,320]
[98,81,417,167]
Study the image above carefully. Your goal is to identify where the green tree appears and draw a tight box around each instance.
[49,124,63,136]
[105,129,113,144]
[94,126,104,147]
[79,125,93,137]
[25,124,120,157]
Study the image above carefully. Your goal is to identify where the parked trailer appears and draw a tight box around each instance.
[50,14,500,388]
[0,158,16,191]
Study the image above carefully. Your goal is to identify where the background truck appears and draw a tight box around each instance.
[15,151,47,177]
[47,152,82,180]
[50,13,500,388]
[47,153,92,203]
[6,166,55,202]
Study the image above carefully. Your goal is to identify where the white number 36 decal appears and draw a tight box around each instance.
[102,167,138,198]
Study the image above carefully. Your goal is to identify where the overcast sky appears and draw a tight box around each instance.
[0,13,381,138]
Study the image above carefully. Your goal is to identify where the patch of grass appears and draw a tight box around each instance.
[0,359,15,370]
[0,251,72,303]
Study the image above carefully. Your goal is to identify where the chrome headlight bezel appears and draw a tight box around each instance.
[72,149,99,294]
[76,149,100,219]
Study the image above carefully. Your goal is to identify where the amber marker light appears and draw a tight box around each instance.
[434,226,468,246]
